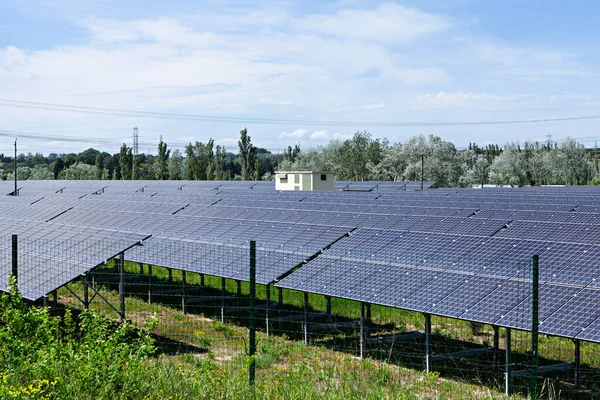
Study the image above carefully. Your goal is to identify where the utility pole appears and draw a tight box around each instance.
[133,126,139,157]
[13,139,17,196]
[420,153,424,191]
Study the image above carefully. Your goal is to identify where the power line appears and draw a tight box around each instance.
[0,129,279,152]
[0,98,599,127]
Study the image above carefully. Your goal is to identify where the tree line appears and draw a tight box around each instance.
[1,128,599,187]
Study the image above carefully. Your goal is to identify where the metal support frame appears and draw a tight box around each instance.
[360,302,366,359]
[424,313,432,373]
[265,284,271,337]
[531,254,540,400]
[505,328,512,397]
[278,287,283,316]
[574,339,581,388]
[181,270,187,315]
[147,265,153,304]
[119,253,125,322]
[493,325,500,368]
[221,277,226,323]
[366,303,371,339]
[139,262,144,275]
[200,273,205,296]
[11,235,18,287]
[52,290,58,310]
[236,280,242,307]
[249,241,256,385]
[325,296,332,323]
[303,292,309,346]
[83,274,89,309]
[168,268,173,283]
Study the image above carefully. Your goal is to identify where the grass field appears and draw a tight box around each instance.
[26,259,591,399]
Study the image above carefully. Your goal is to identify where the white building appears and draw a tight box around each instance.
[275,171,335,191]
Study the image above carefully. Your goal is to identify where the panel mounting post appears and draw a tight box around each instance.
[424,313,432,374]
[147,265,153,304]
[119,252,125,322]
[181,270,187,315]
[574,339,581,388]
[278,287,283,316]
[505,328,512,396]
[493,325,500,368]
[303,292,309,346]
[221,277,226,323]
[531,254,540,400]
[265,284,271,337]
[360,302,366,359]
[249,240,256,386]
[326,296,332,323]
[11,234,18,289]
[83,274,89,309]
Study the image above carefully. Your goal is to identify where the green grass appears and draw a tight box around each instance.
[50,260,600,398]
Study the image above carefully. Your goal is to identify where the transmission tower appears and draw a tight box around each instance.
[133,126,139,156]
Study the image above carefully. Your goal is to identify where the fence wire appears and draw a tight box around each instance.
[1,235,600,399]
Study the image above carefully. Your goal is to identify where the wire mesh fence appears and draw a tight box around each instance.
[2,234,600,398]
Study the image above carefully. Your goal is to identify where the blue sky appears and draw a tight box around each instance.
[1,0,599,155]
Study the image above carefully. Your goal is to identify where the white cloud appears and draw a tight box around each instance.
[359,103,384,110]
[298,2,452,43]
[393,67,450,84]
[310,129,329,139]
[280,129,308,138]
[215,137,239,147]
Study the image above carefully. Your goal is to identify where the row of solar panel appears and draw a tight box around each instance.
[276,228,600,341]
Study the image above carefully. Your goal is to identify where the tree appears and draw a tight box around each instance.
[238,128,256,180]
[132,157,141,180]
[168,149,184,180]
[119,144,133,180]
[95,154,103,180]
[489,142,528,186]
[59,163,96,180]
[155,140,170,180]
[53,158,65,180]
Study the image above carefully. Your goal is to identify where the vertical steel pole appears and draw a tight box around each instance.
[505,328,512,397]
[14,139,17,196]
[148,265,153,304]
[221,277,226,323]
[303,292,309,346]
[83,275,89,309]
[119,253,125,322]
[326,296,332,323]
[181,270,187,315]
[493,325,500,368]
[425,313,432,373]
[237,280,242,307]
[531,254,539,400]
[265,284,271,337]
[278,287,283,316]
[366,303,371,339]
[11,235,18,289]
[249,241,256,386]
[574,339,581,388]
[360,302,365,359]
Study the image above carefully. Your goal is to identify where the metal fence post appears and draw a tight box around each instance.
[119,253,125,322]
[249,241,256,386]
[505,328,512,396]
[425,313,432,374]
[11,235,18,289]
[531,254,539,400]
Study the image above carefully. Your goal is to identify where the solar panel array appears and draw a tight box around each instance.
[3,180,600,343]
